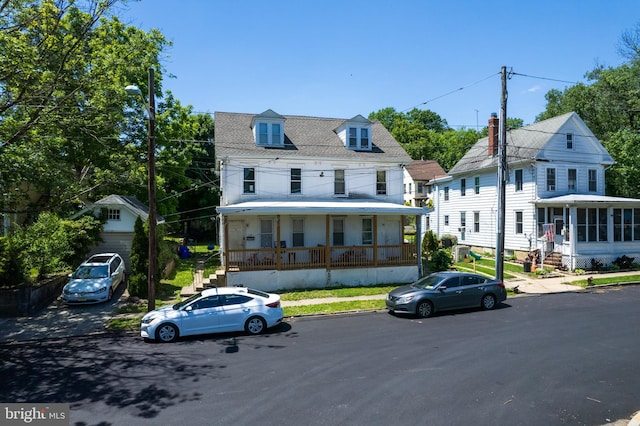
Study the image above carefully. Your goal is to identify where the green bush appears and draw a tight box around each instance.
[0,236,25,286]
[128,273,148,299]
[429,248,453,272]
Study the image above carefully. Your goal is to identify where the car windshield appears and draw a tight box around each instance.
[411,274,447,290]
[74,265,108,279]
[173,292,203,310]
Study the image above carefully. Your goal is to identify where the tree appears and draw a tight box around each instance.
[0,0,170,220]
[128,216,148,299]
[536,59,640,197]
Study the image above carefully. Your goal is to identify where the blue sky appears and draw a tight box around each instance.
[119,0,640,129]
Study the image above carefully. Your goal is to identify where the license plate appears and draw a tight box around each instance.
[77,297,87,301]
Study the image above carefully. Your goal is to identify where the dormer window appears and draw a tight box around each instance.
[336,115,373,151]
[252,109,285,147]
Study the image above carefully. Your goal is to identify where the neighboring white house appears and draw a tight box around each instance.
[74,194,165,271]
[215,109,424,291]
[433,112,640,270]
[403,159,446,235]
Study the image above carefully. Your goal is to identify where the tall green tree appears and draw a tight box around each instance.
[536,59,640,197]
[0,0,170,220]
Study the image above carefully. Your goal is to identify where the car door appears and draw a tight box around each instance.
[181,295,222,336]
[459,274,484,308]
[218,294,255,332]
[435,276,463,310]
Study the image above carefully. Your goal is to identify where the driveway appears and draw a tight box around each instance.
[0,282,128,343]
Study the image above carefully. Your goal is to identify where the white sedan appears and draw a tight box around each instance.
[141,287,284,342]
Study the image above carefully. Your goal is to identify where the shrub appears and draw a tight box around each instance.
[428,248,453,272]
[0,236,26,286]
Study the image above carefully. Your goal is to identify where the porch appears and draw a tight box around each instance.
[225,243,417,272]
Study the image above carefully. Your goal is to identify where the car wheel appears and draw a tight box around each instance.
[416,300,434,318]
[156,323,179,343]
[481,294,497,310]
[245,316,266,335]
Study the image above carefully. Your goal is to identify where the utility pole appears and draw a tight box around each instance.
[495,66,508,282]
[147,68,157,312]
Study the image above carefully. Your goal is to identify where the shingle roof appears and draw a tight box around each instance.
[404,160,447,181]
[94,194,165,223]
[448,112,613,175]
[215,111,412,162]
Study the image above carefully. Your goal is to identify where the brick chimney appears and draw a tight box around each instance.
[488,112,499,156]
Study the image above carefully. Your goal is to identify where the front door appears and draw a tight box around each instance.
[554,215,564,252]
[228,220,245,249]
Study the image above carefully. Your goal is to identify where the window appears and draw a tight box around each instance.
[515,169,523,192]
[362,218,373,245]
[260,219,273,248]
[376,170,387,195]
[460,179,466,196]
[292,218,304,247]
[613,208,633,242]
[566,132,573,149]
[417,182,424,194]
[258,123,268,145]
[361,128,369,147]
[444,187,449,201]
[408,183,412,194]
[444,215,449,226]
[568,169,577,191]
[346,127,371,150]
[537,207,545,237]
[243,168,255,194]
[255,121,283,146]
[460,212,466,231]
[107,209,121,220]
[222,294,252,306]
[272,123,281,144]
[334,169,345,195]
[577,208,608,242]
[332,218,344,246]
[515,211,523,234]
[546,168,556,191]
[290,168,301,194]
[474,212,480,232]
[474,177,480,194]
[348,128,357,148]
[588,169,597,192]
[191,296,221,310]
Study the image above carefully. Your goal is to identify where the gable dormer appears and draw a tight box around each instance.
[251,109,285,147]
[335,115,372,151]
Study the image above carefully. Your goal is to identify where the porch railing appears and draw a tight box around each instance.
[225,244,417,272]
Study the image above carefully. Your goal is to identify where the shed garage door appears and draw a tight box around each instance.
[90,232,134,272]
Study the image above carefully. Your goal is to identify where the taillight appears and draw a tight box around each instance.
[496,283,505,288]
[266,301,280,308]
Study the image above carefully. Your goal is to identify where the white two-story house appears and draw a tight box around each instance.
[215,109,424,290]
[433,112,640,271]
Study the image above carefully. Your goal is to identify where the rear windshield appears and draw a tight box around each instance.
[247,288,270,299]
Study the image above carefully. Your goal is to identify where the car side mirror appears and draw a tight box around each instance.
[438,285,447,291]
[185,306,193,312]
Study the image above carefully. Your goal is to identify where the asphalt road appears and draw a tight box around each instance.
[1,286,639,426]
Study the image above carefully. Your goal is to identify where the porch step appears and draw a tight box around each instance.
[543,252,563,269]
[179,265,225,298]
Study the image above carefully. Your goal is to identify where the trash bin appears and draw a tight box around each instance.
[523,260,532,273]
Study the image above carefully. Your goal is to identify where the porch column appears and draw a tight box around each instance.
[222,215,229,272]
[325,214,330,270]
[276,215,281,270]
[373,215,378,267]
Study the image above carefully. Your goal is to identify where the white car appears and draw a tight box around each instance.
[62,253,126,304]
[141,287,284,343]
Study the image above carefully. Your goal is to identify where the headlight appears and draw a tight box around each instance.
[141,316,158,325]
[397,295,415,304]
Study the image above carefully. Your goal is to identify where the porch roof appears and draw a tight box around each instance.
[533,194,640,206]
[216,200,425,215]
